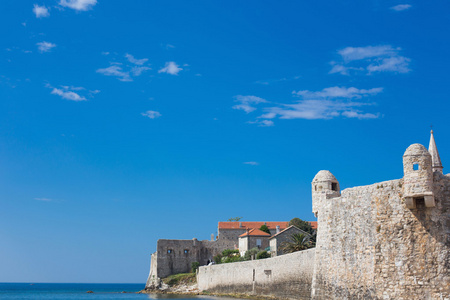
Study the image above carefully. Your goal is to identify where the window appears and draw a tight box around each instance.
[331,182,337,191]
[413,163,420,171]
[184,249,189,254]
[167,249,173,254]
[256,239,261,247]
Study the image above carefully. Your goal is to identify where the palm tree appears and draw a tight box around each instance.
[280,233,314,253]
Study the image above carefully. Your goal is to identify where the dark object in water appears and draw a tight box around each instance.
[86,290,94,293]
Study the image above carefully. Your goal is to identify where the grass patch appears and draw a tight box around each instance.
[162,273,196,286]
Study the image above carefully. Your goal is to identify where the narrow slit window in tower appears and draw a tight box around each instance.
[413,163,420,171]
[331,182,337,191]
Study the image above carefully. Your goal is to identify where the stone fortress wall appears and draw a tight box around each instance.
[196,132,449,299]
[197,248,315,300]
[146,237,235,288]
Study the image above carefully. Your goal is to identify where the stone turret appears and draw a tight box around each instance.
[428,130,443,173]
[312,170,340,217]
[402,143,435,208]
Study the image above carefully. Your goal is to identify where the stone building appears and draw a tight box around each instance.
[217,221,289,243]
[269,225,311,257]
[146,220,293,288]
[198,130,449,300]
[238,228,271,256]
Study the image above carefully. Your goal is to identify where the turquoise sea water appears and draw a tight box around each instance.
[0,283,229,300]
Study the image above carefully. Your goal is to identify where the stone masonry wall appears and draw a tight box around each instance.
[312,175,450,300]
[197,248,315,300]
[145,235,240,289]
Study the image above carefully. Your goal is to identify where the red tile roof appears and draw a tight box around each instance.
[218,221,289,230]
[239,228,271,237]
[218,221,318,230]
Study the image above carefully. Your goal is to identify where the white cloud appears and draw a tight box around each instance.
[391,4,412,11]
[233,104,257,113]
[341,110,379,119]
[234,86,381,125]
[61,85,84,91]
[59,0,97,11]
[141,110,161,119]
[232,95,267,113]
[36,41,56,53]
[248,120,274,127]
[235,95,267,104]
[158,61,182,75]
[338,45,399,62]
[51,88,86,101]
[96,65,132,82]
[254,76,300,85]
[243,161,259,166]
[46,84,97,101]
[34,197,53,201]
[33,4,50,18]
[98,53,152,81]
[367,56,411,73]
[131,66,151,76]
[330,45,411,75]
[262,100,378,120]
[293,86,383,99]
[125,53,149,65]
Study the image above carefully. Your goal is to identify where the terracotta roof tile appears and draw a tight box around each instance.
[239,228,271,237]
[218,221,289,230]
[218,221,317,230]
[309,221,318,230]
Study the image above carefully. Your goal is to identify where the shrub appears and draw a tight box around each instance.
[214,249,242,264]
[162,273,196,286]
[256,250,271,259]
[191,261,200,273]
[222,255,243,263]
[222,249,239,256]
[213,253,223,264]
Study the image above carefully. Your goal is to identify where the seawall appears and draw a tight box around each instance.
[197,248,315,300]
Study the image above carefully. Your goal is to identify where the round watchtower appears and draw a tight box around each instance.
[402,143,435,208]
[312,170,340,217]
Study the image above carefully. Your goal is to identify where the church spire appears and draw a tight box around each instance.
[429,130,443,173]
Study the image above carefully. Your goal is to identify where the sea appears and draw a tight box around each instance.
[0,283,237,300]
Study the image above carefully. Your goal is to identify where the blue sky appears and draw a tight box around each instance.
[1,0,449,283]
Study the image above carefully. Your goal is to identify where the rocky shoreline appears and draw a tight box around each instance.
[138,281,201,295]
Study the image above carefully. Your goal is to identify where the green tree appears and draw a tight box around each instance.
[191,261,200,273]
[289,218,314,235]
[227,217,243,222]
[259,224,270,234]
[243,247,259,260]
[280,233,314,253]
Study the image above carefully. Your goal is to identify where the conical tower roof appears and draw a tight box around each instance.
[428,130,443,173]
